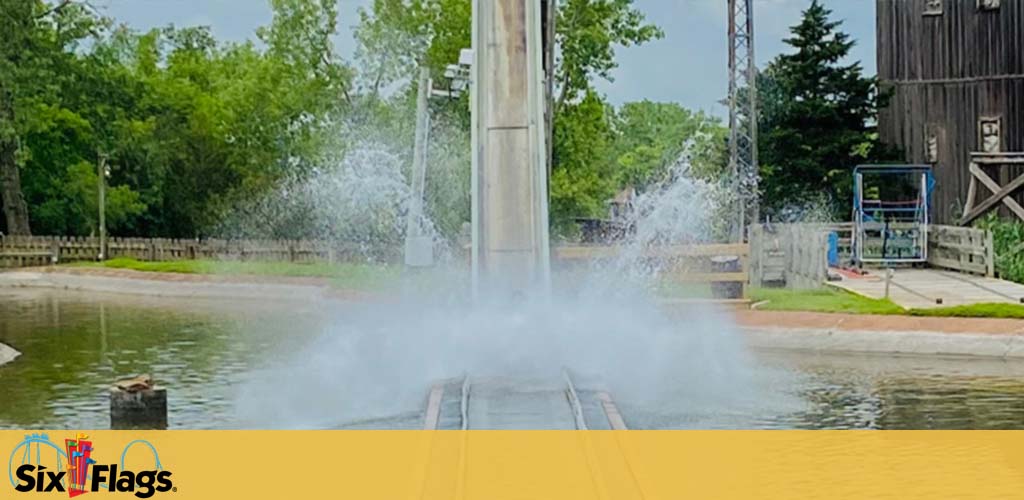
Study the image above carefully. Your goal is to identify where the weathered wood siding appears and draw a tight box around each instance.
[877,0,1024,223]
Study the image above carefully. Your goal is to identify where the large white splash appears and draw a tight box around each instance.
[234,145,776,429]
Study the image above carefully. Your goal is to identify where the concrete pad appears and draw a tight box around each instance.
[733,309,1024,335]
[1002,336,1024,358]
[831,268,1024,309]
[744,327,1024,359]
[0,270,328,301]
[0,342,20,367]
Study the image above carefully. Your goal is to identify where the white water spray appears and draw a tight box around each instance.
[234,146,780,429]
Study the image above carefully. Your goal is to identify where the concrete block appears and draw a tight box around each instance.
[0,342,20,367]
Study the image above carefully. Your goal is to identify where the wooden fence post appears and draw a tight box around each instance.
[749,224,763,288]
[986,229,995,278]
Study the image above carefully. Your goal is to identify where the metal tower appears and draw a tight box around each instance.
[728,0,759,241]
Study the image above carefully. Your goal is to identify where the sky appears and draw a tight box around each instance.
[95,0,877,117]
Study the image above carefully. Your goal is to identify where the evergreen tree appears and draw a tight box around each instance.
[758,0,893,219]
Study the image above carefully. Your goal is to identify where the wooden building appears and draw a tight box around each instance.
[877,0,1024,223]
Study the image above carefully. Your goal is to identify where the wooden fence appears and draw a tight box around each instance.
[927,225,994,277]
[749,223,996,288]
[0,235,374,269]
[750,224,847,289]
[554,243,751,298]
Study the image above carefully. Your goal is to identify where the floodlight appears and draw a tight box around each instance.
[458,48,474,67]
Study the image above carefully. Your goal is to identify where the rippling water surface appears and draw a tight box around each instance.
[2,289,1023,429]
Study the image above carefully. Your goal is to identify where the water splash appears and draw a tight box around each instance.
[233,141,787,429]
[576,144,735,297]
[217,135,463,263]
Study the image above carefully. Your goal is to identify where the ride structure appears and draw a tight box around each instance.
[852,165,934,267]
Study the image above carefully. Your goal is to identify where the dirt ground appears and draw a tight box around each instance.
[5,266,1024,336]
[733,309,1024,335]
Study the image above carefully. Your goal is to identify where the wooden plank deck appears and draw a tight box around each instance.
[830,268,1024,309]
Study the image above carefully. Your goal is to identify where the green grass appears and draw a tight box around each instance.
[751,286,1024,319]
[750,287,905,315]
[908,303,1024,319]
[70,258,402,291]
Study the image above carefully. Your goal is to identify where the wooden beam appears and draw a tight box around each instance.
[675,272,748,283]
[973,157,1024,165]
[554,243,750,260]
[963,165,977,219]
[968,163,1024,221]
[960,174,1024,225]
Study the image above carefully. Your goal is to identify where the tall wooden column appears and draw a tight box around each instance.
[471,0,551,296]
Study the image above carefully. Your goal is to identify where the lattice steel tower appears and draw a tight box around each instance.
[728,0,759,240]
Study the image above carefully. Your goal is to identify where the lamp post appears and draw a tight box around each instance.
[97,153,110,261]
[403,54,473,269]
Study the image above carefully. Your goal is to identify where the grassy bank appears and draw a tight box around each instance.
[70,258,403,291]
[750,287,904,315]
[751,287,1024,319]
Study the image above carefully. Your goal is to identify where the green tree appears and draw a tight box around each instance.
[0,0,106,234]
[550,90,615,233]
[612,101,726,190]
[758,0,892,218]
[5,0,353,238]
[554,0,663,110]
[352,0,664,235]
[61,161,146,234]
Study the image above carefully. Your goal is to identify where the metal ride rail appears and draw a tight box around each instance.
[425,370,618,430]
[415,372,634,500]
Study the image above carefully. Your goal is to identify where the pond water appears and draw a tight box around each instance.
[2,289,1023,430]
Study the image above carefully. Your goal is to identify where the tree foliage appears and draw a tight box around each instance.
[555,0,663,109]
[757,0,894,218]
[1,0,351,237]
[612,100,726,190]
[1,0,719,243]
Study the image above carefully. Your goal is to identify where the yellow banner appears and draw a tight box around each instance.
[3,431,1023,499]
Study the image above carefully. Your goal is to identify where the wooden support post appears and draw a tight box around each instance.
[110,375,167,430]
[963,165,977,220]
[961,153,1024,226]
[986,230,995,278]
[968,163,1024,221]
[960,174,1024,226]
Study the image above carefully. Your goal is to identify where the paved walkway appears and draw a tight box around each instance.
[829,268,1024,309]
[734,310,1024,359]
[0,267,382,302]
[733,310,1024,334]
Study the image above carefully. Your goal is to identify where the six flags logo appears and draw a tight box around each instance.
[10,434,174,498]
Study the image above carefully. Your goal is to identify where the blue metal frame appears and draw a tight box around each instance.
[852,165,934,265]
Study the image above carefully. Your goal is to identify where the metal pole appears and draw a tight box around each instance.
[470,0,480,297]
[97,153,107,261]
[746,0,759,229]
[543,0,556,181]
[404,66,434,268]
[727,0,739,242]
[727,0,758,242]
